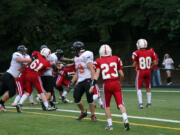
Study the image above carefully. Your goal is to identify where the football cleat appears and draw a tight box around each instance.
[45,106,54,111]
[16,104,22,113]
[0,103,7,112]
[146,103,151,108]
[62,97,73,103]
[76,111,87,120]
[138,104,144,109]
[124,123,130,131]
[91,115,97,122]
[100,105,105,109]
[105,125,113,131]
[41,102,46,111]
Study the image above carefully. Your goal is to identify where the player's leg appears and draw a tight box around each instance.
[0,72,16,112]
[103,84,113,130]
[112,81,130,131]
[12,78,24,106]
[145,72,152,108]
[35,76,52,111]
[61,79,73,103]
[93,84,103,109]
[85,80,96,121]
[73,83,87,120]
[135,70,143,109]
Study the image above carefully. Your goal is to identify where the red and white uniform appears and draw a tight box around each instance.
[56,65,76,87]
[132,49,156,90]
[15,54,30,96]
[94,56,124,108]
[24,51,51,94]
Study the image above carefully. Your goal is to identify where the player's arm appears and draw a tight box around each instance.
[68,71,78,89]
[16,57,32,63]
[88,64,100,94]
[132,61,137,68]
[60,57,74,62]
[64,63,74,68]
[87,62,96,80]
[118,69,124,79]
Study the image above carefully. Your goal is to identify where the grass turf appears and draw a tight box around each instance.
[0,87,180,135]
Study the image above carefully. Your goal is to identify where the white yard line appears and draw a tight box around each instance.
[121,90,180,93]
[7,106,180,123]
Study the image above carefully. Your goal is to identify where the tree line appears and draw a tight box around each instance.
[0,0,180,70]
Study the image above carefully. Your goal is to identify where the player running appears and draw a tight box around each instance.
[91,44,130,131]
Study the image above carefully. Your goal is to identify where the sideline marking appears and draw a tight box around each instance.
[7,109,180,131]
[6,106,180,123]
[121,90,180,93]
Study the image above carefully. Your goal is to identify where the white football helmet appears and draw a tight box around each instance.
[99,44,112,57]
[136,39,148,49]
[40,48,51,58]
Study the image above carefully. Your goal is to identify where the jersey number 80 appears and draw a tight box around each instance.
[139,57,151,69]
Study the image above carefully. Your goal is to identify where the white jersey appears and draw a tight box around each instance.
[74,51,94,83]
[162,58,174,70]
[42,52,58,76]
[7,52,24,78]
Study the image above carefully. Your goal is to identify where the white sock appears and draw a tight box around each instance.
[19,94,28,105]
[43,101,49,108]
[97,97,103,106]
[29,94,34,103]
[13,95,21,104]
[137,90,143,104]
[146,92,151,104]
[62,91,68,97]
[122,113,129,123]
[107,118,112,126]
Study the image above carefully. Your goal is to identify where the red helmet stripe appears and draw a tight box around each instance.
[104,45,107,55]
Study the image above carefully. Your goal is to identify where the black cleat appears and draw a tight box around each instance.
[0,103,7,112]
[124,123,130,131]
[138,104,144,109]
[76,111,87,120]
[105,125,113,130]
[16,104,22,113]
[146,103,151,108]
[41,102,46,111]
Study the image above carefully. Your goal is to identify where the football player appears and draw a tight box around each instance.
[40,45,58,109]
[90,44,130,131]
[0,45,31,112]
[11,47,35,107]
[132,39,157,109]
[16,48,53,112]
[69,41,96,121]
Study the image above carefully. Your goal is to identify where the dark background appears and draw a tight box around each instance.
[0,0,180,71]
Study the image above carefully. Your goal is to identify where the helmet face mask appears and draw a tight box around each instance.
[17,45,27,55]
[40,48,51,58]
[72,41,85,56]
[136,39,148,49]
[99,44,112,57]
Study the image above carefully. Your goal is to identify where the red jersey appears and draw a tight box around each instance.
[132,49,156,70]
[95,56,123,81]
[26,51,51,75]
[152,53,158,70]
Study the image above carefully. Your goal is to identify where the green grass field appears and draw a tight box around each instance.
[0,88,180,135]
